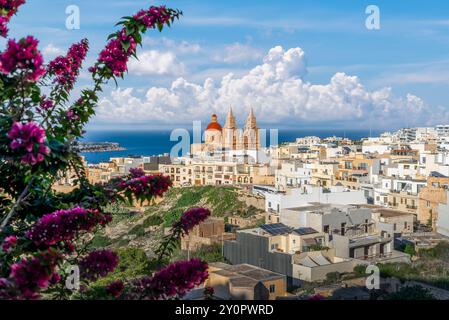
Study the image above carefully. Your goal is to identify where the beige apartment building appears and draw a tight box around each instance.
[334,154,379,190]
[160,162,274,187]
[418,176,449,228]
[207,263,288,300]
[368,206,415,234]
[387,191,420,215]
[311,161,339,187]
[87,166,113,185]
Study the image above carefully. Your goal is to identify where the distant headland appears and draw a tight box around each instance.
[76,142,126,153]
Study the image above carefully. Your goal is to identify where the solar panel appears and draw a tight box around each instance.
[260,223,292,235]
[293,227,319,236]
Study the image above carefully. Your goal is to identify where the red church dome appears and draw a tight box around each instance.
[206,114,222,131]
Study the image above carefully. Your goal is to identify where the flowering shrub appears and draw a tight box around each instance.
[0,0,25,37]
[0,36,45,81]
[80,250,119,282]
[8,249,61,299]
[0,2,213,301]
[7,121,50,165]
[129,167,146,178]
[106,280,125,298]
[47,39,89,90]
[126,258,209,300]
[26,207,112,247]
[178,207,211,234]
[1,235,17,252]
[116,174,173,204]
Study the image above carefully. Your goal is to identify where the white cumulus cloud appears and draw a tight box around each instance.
[128,50,186,76]
[95,46,444,128]
[213,43,264,64]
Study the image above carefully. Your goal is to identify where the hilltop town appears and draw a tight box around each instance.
[55,112,449,300]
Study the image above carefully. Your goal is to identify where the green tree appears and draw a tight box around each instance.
[404,244,416,256]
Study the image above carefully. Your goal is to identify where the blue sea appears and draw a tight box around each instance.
[81,129,383,164]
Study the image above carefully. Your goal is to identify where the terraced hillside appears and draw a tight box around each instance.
[89,186,264,256]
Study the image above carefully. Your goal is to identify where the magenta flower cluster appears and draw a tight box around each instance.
[129,258,208,299]
[0,0,26,37]
[129,167,146,178]
[106,280,125,298]
[8,121,50,165]
[26,207,112,247]
[47,39,89,90]
[9,249,60,299]
[79,250,119,282]
[133,5,172,28]
[96,6,174,77]
[1,235,17,253]
[97,29,136,77]
[38,96,54,113]
[117,174,172,199]
[179,208,211,234]
[0,36,45,81]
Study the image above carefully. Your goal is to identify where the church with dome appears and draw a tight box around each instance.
[192,108,260,153]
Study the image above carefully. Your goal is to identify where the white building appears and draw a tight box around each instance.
[275,161,313,191]
[262,185,367,213]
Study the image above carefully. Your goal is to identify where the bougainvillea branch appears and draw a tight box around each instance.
[0,2,217,301]
[155,208,211,263]
[0,0,26,38]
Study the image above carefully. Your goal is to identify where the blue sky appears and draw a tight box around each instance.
[3,0,449,130]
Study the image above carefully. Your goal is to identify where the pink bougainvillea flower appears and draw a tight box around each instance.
[26,207,112,247]
[117,174,172,199]
[178,208,211,234]
[0,36,45,81]
[95,5,175,78]
[38,96,54,112]
[9,249,61,299]
[106,280,125,298]
[7,121,49,165]
[47,39,89,90]
[127,258,208,300]
[1,235,17,253]
[129,167,145,178]
[79,250,119,281]
[0,0,26,38]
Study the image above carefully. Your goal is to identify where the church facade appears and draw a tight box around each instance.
[193,108,260,153]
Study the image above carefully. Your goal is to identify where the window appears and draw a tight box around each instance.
[269,285,276,293]
[393,223,397,231]
[323,225,329,233]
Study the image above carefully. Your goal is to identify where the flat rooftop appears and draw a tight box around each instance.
[356,205,412,217]
[375,208,413,218]
[209,263,285,288]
